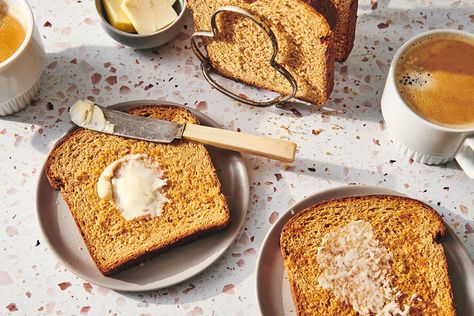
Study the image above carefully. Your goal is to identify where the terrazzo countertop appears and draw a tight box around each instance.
[1,0,473,314]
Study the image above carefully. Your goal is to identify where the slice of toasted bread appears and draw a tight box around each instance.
[280,195,455,315]
[188,0,334,105]
[46,105,230,275]
[307,0,358,62]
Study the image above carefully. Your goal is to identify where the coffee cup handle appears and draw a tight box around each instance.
[455,137,474,179]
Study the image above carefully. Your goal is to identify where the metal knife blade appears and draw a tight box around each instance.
[69,101,297,162]
[97,106,185,143]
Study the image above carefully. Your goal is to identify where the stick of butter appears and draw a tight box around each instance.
[103,0,136,33]
[121,0,178,35]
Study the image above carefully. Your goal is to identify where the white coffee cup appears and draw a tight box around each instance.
[381,29,474,178]
[0,0,45,116]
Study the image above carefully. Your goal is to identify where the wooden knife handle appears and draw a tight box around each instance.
[182,123,297,162]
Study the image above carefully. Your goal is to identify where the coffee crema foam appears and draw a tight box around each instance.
[0,1,25,63]
[395,34,474,128]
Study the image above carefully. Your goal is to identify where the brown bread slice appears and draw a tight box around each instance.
[188,0,334,105]
[280,195,455,315]
[307,0,358,62]
[46,105,230,275]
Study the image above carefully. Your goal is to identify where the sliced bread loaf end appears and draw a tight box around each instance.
[189,0,334,106]
[307,0,358,62]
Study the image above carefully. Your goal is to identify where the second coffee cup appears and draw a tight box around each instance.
[381,29,474,178]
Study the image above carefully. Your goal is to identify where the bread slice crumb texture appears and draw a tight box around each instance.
[46,105,230,275]
[280,195,455,315]
[188,0,334,105]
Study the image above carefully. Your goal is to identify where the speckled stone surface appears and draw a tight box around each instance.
[1,0,473,314]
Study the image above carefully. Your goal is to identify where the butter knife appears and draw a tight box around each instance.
[70,100,297,162]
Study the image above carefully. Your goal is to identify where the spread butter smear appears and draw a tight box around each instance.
[98,154,169,220]
[317,220,417,316]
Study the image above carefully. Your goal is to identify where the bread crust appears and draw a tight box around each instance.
[46,105,231,275]
[339,0,358,62]
[102,220,229,275]
[281,195,447,239]
[280,194,456,316]
[303,0,358,62]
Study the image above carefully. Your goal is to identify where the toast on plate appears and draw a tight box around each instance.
[280,195,455,315]
[46,105,230,275]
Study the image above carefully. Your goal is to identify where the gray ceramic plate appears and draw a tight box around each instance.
[36,100,249,292]
[256,185,474,316]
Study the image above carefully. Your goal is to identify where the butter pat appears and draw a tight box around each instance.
[103,0,136,33]
[98,154,169,220]
[121,0,178,35]
[70,100,114,133]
